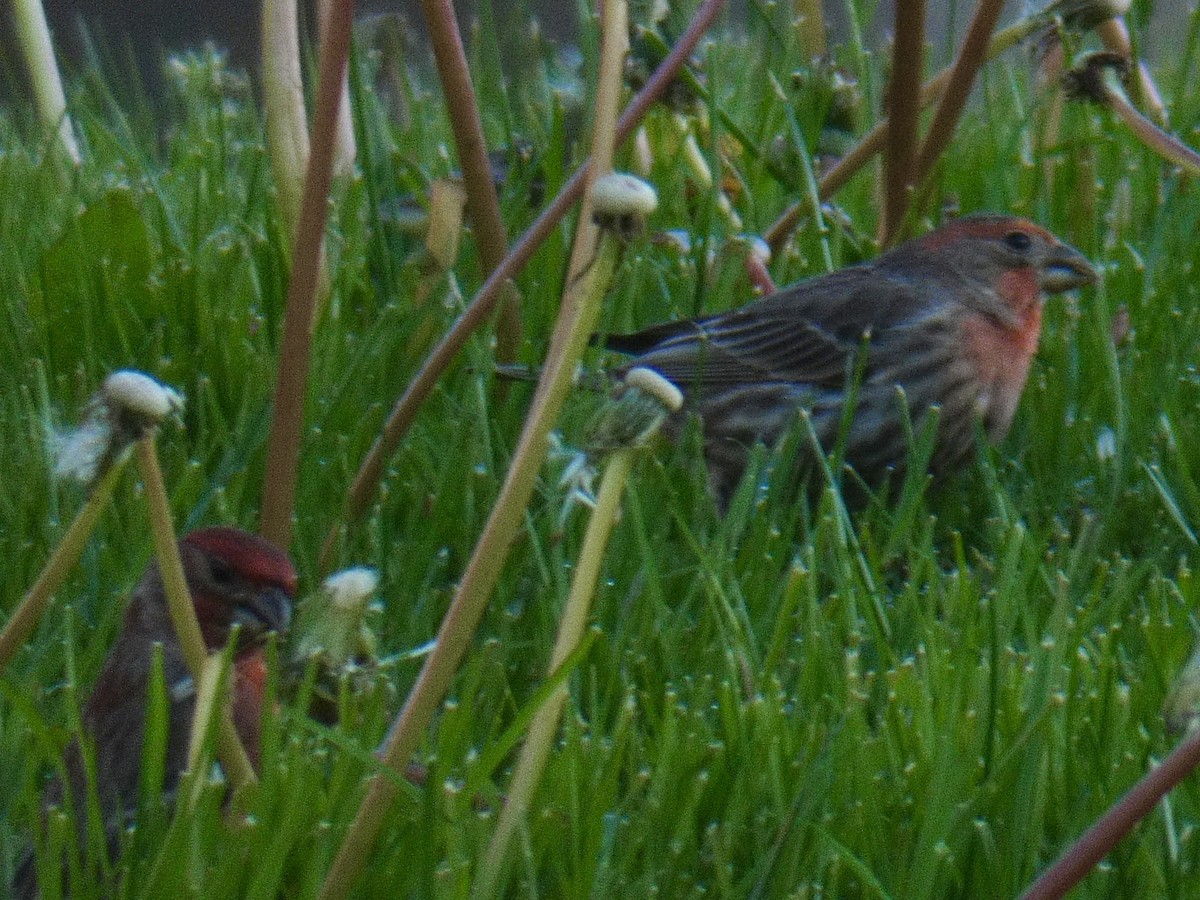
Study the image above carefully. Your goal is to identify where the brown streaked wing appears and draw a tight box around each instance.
[612,265,930,389]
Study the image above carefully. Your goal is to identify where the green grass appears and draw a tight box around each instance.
[4,1,1200,896]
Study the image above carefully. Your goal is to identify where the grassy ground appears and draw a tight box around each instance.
[3,1,1200,896]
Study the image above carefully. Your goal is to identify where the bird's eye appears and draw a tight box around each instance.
[1004,231,1032,252]
[209,558,236,586]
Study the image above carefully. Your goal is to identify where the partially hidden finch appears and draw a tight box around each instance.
[13,527,296,899]
[604,214,1097,508]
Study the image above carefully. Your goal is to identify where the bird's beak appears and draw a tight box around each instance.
[1042,243,1098,293]
[232,586,293,643]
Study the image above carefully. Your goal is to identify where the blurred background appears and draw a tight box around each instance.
[4,1,577,97]
[0,1,1182,104]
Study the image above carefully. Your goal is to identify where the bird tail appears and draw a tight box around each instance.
[493,363,611,393]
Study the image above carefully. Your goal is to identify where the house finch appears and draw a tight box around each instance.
[13,527,296,899]
[604,214,1097,507]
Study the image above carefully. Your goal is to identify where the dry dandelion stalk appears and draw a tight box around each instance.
[318,0,358,178]
[1022,729,1200,899]
[912,0,1007,186]
[0,372,182,675]
[136,434,259,794]
[419,0,519,365]
[1096,16,1166,125]
[260,0,357,549]
[315,6,635,894]
[475,362,674,898]
[1065,52,1200,177]
[879,0,926,245]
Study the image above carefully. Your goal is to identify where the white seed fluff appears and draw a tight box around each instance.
[102,370,185,423]
[323,567,380,611]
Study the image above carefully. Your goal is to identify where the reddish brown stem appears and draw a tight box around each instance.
[743,249,776,295]
[260,0,356,549]
[418,0,516,347]
[1097,17,1167,125]
[1023,730,1200,899]
[880,0,926,245]
[913,0,1006,185]
[763,13,1042,256]
[318,0,729,573]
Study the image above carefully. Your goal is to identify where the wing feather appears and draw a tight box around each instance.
[609,266,932,389]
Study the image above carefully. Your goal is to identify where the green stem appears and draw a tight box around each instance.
[473,449,635,899]
[11,0,80,168]
[183,654,231,809]
[136,436,257,792]
[0,458,127,676]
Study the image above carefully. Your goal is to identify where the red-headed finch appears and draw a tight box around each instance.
[604,214,1097,507]
[13,527,296,899]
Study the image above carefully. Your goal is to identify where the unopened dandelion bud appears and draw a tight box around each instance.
[425,178,468,271]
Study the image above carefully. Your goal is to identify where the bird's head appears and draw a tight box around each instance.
[176,527,297,654]
[907,214,1097,324]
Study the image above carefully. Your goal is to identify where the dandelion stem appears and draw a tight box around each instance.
[419,0,518,365]
[473,448,635,898]
[0,459,127,676]
[1022,730,1200,899]
[1097,17,1167,125]
[879,0,926,245]
[12,0,80,169]
[260,0,357,549]
[136,436,258,793]
[913,0,1007,186]
[314,3,630,894]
